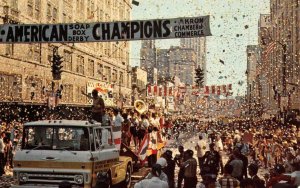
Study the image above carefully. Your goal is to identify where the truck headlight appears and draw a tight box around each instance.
[74,175,84,184]
[19,173,28,182]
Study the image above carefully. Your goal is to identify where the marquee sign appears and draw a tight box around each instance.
[0,16,211,43]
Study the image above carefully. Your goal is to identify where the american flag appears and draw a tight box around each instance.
[263,41,276,59]
[138,134,149,161]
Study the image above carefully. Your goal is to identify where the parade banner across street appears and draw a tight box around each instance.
[0,16,211,43]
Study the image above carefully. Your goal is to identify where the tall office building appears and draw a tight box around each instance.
[180,38,207,85]
[140,40,157,84]
[269,0,300,114]
[168,46,196,86]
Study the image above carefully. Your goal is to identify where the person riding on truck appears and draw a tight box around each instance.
[82,89,105,123]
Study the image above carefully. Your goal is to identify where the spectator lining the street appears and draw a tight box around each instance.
[218,163,240,188]
[195,135,208,173]
[182,149,198,188]
[175,145,185,188]
[162,150,176,188]
[134,164,168,188]
[248,163,265,188]
[202,143,224,178]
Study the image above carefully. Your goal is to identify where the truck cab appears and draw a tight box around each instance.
[13,120,132,188]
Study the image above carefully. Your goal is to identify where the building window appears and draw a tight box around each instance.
[104,66,111,82]
[97,63,104,79]
[11,0,18,9]
[47,3,52,22]
[76,86,86,103]
[0,73,22,101]
[63,13,67,23]
[53,7,57,22]
[28,44,40,62]
[112,69,118,82]
[119,72,124,85]
[76,55,85,75]
[27,0,33,17]
[25,76,42,101]
[87,59,95,77]
[62,84,73,103]
[63,50,72,71]
[76,0,84,18]
[48,45,54,64]
[35,0,40,20]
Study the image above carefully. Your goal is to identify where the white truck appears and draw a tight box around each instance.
[12,120,132,188]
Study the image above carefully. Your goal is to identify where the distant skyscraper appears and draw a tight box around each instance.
[168,46,196,86]
[156,49,169,79]
[140,40,157,84]
[180,38,207,85]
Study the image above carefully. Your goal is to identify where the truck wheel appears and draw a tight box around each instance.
[122,164,132,188]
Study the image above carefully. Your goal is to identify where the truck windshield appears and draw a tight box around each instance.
[22,126,90,151]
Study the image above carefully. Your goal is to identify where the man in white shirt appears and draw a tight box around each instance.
[195,135,207,173]
[215,135,224,153]
[149,113,160,129]
[111,109,124,150]
[145,158,169,183]
[112,109,124,127]
[134,164,168,188]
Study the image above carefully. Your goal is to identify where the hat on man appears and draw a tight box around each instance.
[156,157,167,168]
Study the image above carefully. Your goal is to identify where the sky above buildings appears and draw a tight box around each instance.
[130,0,270,95]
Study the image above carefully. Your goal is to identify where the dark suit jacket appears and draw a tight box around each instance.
[252,175,265,188]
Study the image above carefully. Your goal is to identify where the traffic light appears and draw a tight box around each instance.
[52,54,63,80]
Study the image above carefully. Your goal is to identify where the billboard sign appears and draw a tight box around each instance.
[0,16,211,43]
[86,82,115,106]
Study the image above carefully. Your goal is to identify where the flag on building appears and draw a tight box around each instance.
[223,85,227,93]
[158,86,162,96]
[263,41,276,58]
[211,85,216,94]
[164,86,167,96]
[154,85,158,95]
[205,86,209,94]
[147,85,152,96]
[217,86,221,95]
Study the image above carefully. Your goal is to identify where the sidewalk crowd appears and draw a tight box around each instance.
[134,118,300,188]
[0,102,299,188]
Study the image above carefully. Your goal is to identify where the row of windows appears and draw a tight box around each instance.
[0,73,88,104]
[2,43,128,86]
[24,0,130,23]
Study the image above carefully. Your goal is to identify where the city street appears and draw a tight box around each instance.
[163,129,269,185]
[0,0,299,188]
